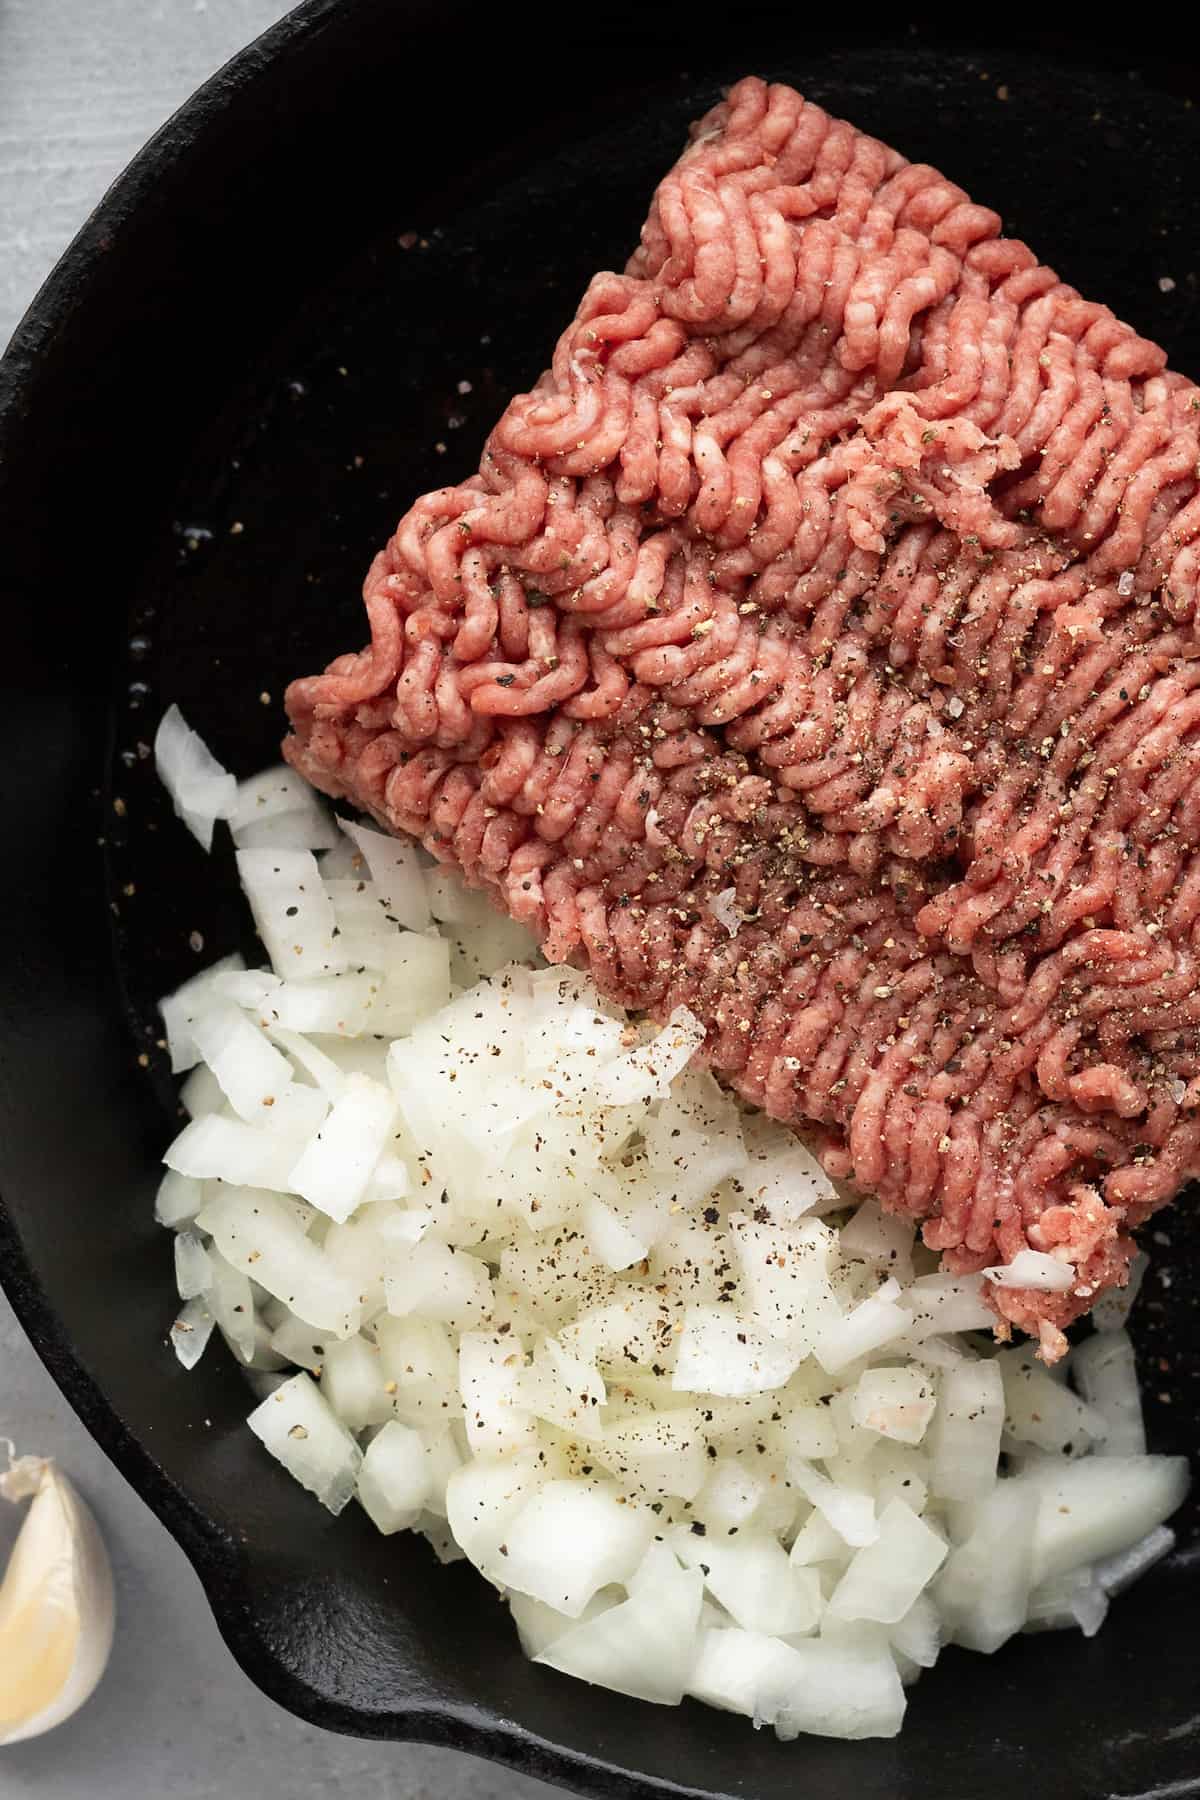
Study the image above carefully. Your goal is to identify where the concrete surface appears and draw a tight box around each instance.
[0,4,558,1795]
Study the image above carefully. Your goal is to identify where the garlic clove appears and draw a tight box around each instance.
[0,1453,115,1744]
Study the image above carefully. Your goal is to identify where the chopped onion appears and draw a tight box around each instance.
[356,1421,432,1533]
[688,1627,905,1741]
[675,1531,821,1637]
[499,1481,653,1617]
[247,1372,361,1513]
[1070,1330,1145,1458]
[230,766,339,850]
[535,1541,702,1705]
[827,1500,947,1625]
[339,818,431,932]
[169,1296,214,1370]
[236,848,348,981]
[1094,1524,1175,1596]
[159,954,244,1073]
[173,1231,212,1301]
[673,1305,801,1398]
[983,1249,1075,1293]
[154,705,236,850]
[287,1073,397,1223]
[150,754,1191,1748]
[1091,1251,1149,1332]
[850,1367,935,1446]
[1019,1454,1190,1585]
[927,1362,1004,1502]
[935,1479,1037,1654]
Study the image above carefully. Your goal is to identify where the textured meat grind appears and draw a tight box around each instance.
[284,76,1200,1359]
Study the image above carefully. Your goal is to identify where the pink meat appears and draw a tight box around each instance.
[284,76,1200,1359]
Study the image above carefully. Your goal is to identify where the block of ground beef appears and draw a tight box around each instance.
[285,75,1200,1359]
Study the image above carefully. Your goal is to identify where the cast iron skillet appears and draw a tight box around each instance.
[1,7,1198,1796]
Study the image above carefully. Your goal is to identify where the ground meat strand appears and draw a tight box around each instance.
[285,76,1200,1360]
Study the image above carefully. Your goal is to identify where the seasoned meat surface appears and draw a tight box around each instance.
[285,76,1200,1357]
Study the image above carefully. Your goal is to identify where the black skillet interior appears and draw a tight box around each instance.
[2,7,1200,1797]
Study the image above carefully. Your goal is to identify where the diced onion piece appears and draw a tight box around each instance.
[268,973,381,1036]
[788,1508,851,1570]
[1091,1251,1148,1332]
[869,1443,929,1516]
[172,1230,212,1301]
[356,1421,432,1533]
[1070,1330,1145,1457]
[900,1273,994,1338]
[928,1361,1004,1502]
[998,1348,1107,1455]
[508,1591,610,1659]
[849,1366,935,1446]
[890,1592,941,1671]
[934,1478,1039,1654]
[1023,1566,1109,1637]
[536,1541,703,1705]
[247,1372,361,1514]
[589,1007,705,1106]
[740,1140,842,1221]
[694,1458,768,1533]
[516,1337,606,1434]
[768,1402,840,1463]
[230,767,339,850]
[156,1171,205,1229]
[190,1002,297,1123]
[675,1531,821,1637]
[500,1481,653,1617]
[459,1331,538,1455]
[287,1072,397,1222]
[364,1153,410,1204]
[213,968,282,1011]
[788,1460,878,1548]
[154,705,237,850]
[179,1064,224,1119]
[207,1247,257,1364]
[165,1115,308,1195]
[838,1199,915,1284]
[268,1027,348,1102]
[320,1335,392,1430]
[444,1452,548,1589]
[673,1305,801,1398]
[582,1194,649,1272]
[159,954,244,1073]
[983,1249,1075,1292]
[170,1295,214,1369]
[387,1241,493,1330]
[339,818,431,932]
[727,1215,834,1352]
[360,936,452,1037]
[1094,1524,1175,1596]
[814,1280,908,1375]
[828,1500,947,1624]
[374,1316,460,1427]
[600,1412,708,1502]
[268,1311,329,1374]
[1020,1454,1191,1585]
[197,1185,360,1335]
[236,848,347,981]
[688,1627,905,1742]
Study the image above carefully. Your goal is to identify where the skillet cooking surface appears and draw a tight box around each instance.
[2,20,1200,1800]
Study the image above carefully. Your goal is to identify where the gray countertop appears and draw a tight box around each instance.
[0,4,556,1794]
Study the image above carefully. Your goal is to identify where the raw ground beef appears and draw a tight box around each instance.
[284,75,1200,1358]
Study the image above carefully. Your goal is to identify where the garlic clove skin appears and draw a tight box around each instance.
[0,1455,115,1745]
